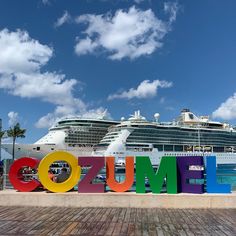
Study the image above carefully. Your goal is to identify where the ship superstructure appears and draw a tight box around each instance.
[2,116,119,159]
[94,109,236,166]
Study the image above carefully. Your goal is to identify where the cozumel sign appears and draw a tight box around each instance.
[9,151,231,194]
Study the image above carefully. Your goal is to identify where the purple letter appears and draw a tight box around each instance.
[177,156,204,194]
[78,157,105,193]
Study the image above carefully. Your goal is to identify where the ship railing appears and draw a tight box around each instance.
[1,172,236,191]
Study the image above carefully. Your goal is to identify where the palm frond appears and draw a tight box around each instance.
[6,123,26,160]
[7,123,26,139]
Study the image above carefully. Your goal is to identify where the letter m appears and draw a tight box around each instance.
[136,156,177,194]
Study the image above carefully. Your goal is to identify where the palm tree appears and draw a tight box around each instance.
[7,123,26,161]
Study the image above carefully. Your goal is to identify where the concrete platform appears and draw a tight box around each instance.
[0,190,236,208]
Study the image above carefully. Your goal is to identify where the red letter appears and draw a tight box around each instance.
[106,156,134,192]
[78,157,105,193]
[9,157,40,192]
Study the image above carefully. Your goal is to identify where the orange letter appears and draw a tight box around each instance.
[106,156,134,192]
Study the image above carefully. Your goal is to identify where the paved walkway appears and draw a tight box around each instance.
[0,207,235,235]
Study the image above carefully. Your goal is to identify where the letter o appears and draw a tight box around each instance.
[38,151,81,193]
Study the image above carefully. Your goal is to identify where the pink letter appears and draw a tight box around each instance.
[78,157,105,193]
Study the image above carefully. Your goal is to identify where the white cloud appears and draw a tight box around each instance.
[8,111,19,127]
[212,93,236,120]
[134,0,145,3]
[54,11,71,28]
[35,113,55,129]
[0,29,84,109]
[75,4,178,60]
[0,28,108,128]
[35,98,87,128]
[0,29,52,74]
[164,2,178,24]
[35,107,109,128]
[42,0,50,5]
[81,108,112,119]
[108,79,172,100]
[2,72,78,106]
[75,37,98,55]
[160,97,166,104]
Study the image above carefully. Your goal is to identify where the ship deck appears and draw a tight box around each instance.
[0,206,235,235]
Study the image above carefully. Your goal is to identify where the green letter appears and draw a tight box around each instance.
[136,156,177,194]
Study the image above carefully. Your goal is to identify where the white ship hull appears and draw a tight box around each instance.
[1,143,94,159]
[2,110,236,167]
[1,116,118,160]
[115,151,236,166]
[2,143,236,168]
[94,147,236,167]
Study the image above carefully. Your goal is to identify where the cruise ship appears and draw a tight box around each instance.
[93,109,236,166]
[2,116,119,159]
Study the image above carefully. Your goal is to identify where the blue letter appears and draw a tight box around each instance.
[206,156,231,193]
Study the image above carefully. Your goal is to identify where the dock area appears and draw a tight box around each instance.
[0,206,235,235]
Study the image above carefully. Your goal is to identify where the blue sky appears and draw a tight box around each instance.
[0,0,236,144]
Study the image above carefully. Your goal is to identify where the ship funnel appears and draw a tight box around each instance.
[181,108,190,113]
[134,110,140,119]
[129,110,146,121]
[154,113,160,123]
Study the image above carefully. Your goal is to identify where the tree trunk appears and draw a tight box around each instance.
[12,137,16,161]
[0,138,1,162]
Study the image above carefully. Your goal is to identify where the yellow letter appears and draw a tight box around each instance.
[38,151,81,193]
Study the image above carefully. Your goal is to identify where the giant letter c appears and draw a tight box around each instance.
[9,157,40,192]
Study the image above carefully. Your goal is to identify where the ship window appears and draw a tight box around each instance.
[153,145,163,151]
[189,114,194,119]
[164,145,173,151]
[213,146,224,153]
[174,145,183,152]
[37,146,40,151]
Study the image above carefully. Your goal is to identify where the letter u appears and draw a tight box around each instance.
[106,156,134,192]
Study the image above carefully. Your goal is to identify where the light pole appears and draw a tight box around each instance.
[198,124,200,148]
[0,118,2,162]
